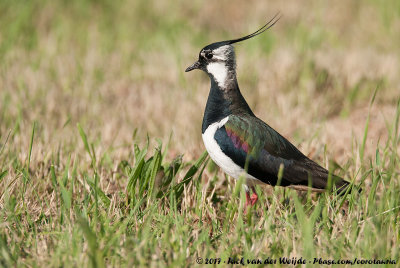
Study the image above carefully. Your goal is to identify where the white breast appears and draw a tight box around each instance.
[202,116,260,185]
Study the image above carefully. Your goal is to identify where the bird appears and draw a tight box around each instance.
[185,14,353,207]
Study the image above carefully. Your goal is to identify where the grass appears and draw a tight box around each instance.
[0,0,399,266]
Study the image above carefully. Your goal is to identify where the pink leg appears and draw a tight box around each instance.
[245,191,252,207]
[245,187,258,208]
[250,186,258,206]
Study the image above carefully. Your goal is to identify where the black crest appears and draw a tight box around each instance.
[203,12,282,51]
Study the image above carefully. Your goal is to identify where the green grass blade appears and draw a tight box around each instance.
[27,121,36,170]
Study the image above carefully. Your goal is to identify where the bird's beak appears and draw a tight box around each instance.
[185,60,201,72]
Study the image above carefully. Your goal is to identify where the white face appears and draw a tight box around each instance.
[207,62,228,89]
[201,45,233,89]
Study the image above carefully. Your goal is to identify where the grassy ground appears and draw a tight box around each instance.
[0,0,399,266]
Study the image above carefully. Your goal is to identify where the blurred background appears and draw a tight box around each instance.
[0,0,399,167]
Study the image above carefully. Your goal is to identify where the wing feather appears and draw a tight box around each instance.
[214,114,349,190]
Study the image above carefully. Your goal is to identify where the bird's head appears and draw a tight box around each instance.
[185,13,281,88]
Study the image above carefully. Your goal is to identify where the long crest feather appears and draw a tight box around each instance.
[227,12,282,45]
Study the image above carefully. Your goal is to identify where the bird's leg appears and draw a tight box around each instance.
[245,186,258,207]
[245,191,252,207]
[250,186,258,206]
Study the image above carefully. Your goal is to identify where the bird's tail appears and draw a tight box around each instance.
[332,176,350,194]
[332,175,361,195]
[294,158,361,195]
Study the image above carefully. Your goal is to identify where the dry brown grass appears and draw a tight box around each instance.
[1,0,399,166]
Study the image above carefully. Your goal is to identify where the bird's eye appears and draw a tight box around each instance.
[205,52,213,59]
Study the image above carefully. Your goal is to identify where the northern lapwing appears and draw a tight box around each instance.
[185,14,352,207]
